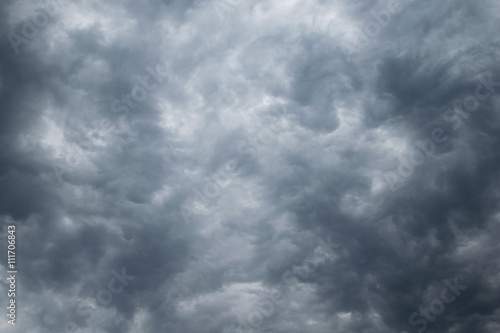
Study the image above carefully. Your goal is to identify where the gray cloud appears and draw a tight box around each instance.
[0,0,499,332]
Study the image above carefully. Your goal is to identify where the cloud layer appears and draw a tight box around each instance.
[0,0,499,332]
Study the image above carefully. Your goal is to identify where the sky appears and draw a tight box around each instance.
[0,0,499,332]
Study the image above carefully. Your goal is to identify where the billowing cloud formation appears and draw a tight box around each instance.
[0,0,499,332]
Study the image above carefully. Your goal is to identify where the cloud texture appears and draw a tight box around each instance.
[0,0,500,332]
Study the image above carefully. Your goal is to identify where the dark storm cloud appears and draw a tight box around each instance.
[0,0,499,332]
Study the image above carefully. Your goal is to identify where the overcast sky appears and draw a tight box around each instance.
[0,0,500,332]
